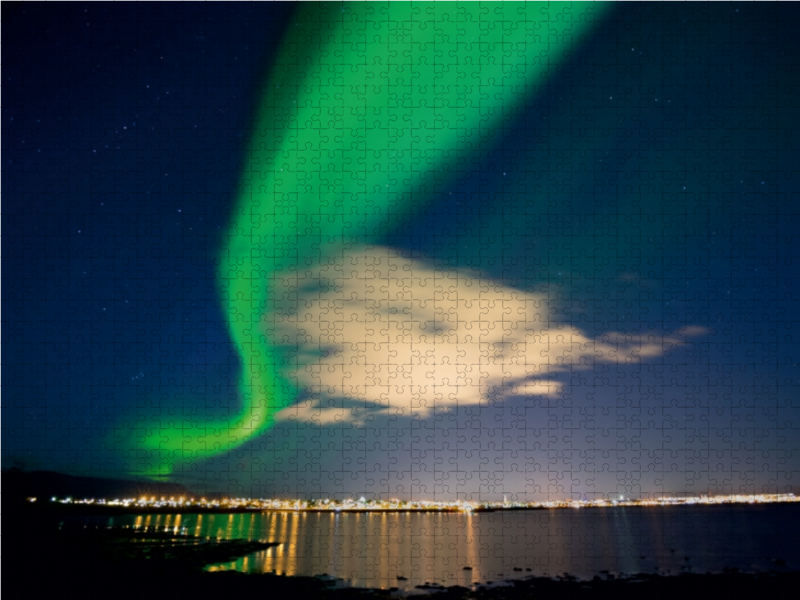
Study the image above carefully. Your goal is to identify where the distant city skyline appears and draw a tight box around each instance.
[48,492,800,511]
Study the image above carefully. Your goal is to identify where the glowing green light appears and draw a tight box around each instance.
[133,2,612,475]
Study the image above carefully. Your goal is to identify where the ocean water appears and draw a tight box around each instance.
[93,504,799,590]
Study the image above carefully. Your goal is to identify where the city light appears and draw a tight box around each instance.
[50,493,799,513]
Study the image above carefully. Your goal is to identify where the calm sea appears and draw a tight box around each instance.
[88,504,799,590]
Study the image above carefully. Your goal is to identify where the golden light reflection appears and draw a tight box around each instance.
[287,511,299,576]
[246,513,256,542]
[465,512,479,587]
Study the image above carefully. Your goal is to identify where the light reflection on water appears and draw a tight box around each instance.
[85,505,800,591]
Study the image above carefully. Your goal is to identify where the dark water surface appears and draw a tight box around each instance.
[89,505,799,590]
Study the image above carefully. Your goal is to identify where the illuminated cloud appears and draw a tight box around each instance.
[270,247,704,426]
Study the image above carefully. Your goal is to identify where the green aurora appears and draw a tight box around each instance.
[133,2,612,475]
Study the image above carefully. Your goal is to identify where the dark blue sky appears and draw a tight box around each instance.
[4,2,800,501]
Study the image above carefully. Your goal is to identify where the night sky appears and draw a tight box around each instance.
[4,2,800,501]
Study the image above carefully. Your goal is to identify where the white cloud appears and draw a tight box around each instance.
[268,247,702,425]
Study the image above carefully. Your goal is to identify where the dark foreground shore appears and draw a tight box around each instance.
[8,503,799,600]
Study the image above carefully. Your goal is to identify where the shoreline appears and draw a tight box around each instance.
[256,569,800,597]
[26,500,800,517]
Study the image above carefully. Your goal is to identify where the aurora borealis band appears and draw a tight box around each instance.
[6,2,800,500]
[134,3,611,472]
